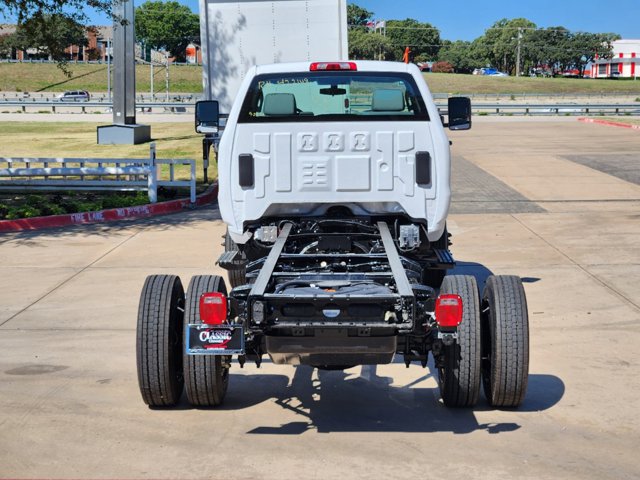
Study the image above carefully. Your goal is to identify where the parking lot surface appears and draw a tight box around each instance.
[1,118,639,479]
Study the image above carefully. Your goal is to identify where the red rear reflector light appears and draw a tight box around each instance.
[199,292,228,325]
[310,62,357,71]
[435,294,463,328]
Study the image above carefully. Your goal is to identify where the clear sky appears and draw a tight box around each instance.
[348,0,640,41]
[10,0,640,42]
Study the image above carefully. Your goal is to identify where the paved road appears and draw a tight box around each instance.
[1,119,639,479]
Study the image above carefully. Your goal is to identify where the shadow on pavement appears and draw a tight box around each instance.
[199,363,564,435]
[451,261,541,290]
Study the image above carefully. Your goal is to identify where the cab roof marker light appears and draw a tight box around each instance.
[310,62,357,71]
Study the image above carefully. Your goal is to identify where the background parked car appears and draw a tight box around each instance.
[474,68,509,76]
[58,90,91,102]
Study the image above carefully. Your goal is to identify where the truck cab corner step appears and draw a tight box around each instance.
[217,250,246,270]
[434,248,455,268]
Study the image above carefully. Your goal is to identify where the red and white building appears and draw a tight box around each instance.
[591,39,640,78]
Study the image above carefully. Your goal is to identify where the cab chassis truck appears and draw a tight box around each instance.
[136,61,529,409]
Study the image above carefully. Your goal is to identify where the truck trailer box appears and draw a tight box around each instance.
[199,0,348,111]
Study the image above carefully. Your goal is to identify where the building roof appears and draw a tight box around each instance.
[612,39,640,55]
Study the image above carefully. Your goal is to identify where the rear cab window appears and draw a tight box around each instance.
[238,72,429,123]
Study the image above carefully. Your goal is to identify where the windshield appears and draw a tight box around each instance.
[238,72,429,123]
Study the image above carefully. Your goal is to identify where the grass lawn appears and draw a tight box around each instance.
[0,121,210,179]
[1,63,640,95]
[0,63,203,93]
[423,73,640,95]
[0,121,213,219]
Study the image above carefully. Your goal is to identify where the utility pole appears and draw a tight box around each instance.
[516,27,523,77]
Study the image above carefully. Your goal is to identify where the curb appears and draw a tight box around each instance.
[0,184,218,233]
[578,117,640,131]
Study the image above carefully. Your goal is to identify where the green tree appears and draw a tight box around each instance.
[5,13,87,61]
[385,18,441,62]
[135,0,199,62]
[348,28,393,60]
[526,27,572,74]
[347,3,373,30]
[567,32,619,76]
[480,18,537,74]
[438,40,476,73]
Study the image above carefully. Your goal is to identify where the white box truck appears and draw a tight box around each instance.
[199,0,349,111]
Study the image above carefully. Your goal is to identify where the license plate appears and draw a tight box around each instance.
[186,324,244,355]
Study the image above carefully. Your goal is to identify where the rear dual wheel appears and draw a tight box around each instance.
[136,275,185,407]
[183,275,230,407]
[438,275,482,407]
[437,274,530,409]
[481,275,529,408]
[136,274,231,408]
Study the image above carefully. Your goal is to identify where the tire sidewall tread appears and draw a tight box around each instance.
[136,274,185,407]
[438,274,481,408]
[184,275,230,407]
[482,275,529,408]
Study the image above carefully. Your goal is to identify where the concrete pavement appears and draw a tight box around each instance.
[1,118,639,479]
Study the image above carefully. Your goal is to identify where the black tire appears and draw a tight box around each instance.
[183,275,230,407]
[136,275,185,407]
[481,275,529,408]
[438,274,481,407]
[423,226,449,288]
[225,230,247,288]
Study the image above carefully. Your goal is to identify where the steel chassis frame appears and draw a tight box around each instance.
[225,220,448,369]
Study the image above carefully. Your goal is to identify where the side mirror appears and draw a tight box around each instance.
[447,97,472,131]
[195,100,220,134]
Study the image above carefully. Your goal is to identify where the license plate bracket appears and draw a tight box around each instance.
[186,324,244,355]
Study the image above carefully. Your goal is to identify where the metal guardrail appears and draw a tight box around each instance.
[1,93,199,102]
[466,103,640,115]
[432,92,640,100]
[0,143,196,203]
[0,100,638,116]
[0,101,195,113]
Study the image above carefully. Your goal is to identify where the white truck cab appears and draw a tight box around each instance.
[204,61,471,245]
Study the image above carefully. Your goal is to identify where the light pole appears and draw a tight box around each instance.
[97,0,151,144]
[107,37,111,102]
[516,27,523,77]
[165,52,170,102]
